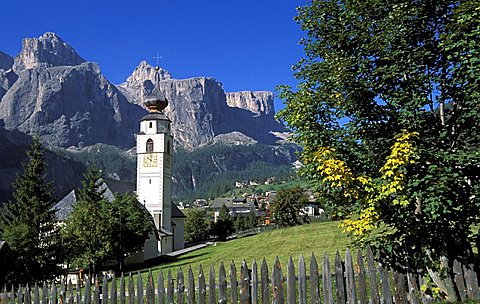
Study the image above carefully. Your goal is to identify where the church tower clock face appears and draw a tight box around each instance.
[143,153,158,167]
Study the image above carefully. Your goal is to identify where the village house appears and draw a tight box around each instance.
[303,190,324,217]
[210,197,256,222]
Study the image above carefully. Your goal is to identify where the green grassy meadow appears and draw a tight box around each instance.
[134,220,351,281]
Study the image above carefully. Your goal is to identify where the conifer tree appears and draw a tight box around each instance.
[0,136,62,285]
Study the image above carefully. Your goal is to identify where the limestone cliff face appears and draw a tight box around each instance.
[121,70,231,149]
[0,61,143,148]
[0,51,16,100]
[226,91,274,118]
[118,61,172,104]
[13,32,86,71]
[121,61,286,149]
[0,33,286,150]
[121,60,172,87]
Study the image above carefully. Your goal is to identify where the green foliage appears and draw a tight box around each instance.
[212,204,235,241]
[0,136,62,286]
[246,212,258,229]
[62,165,109,272]
[234,213,258,232]
[271,187,309,227]
[184,208,210,243]
[104,192,154,270]
[278,0,480,270]
[63,165,154,273]
[234,216,247,232]
[174,144,296,202]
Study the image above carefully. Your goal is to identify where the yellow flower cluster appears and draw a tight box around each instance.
[311,130,418,237]
[379,131,418,206]
[341,205,379,237]
[313,147,354,189]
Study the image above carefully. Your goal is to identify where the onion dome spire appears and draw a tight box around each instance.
[143,67,168,113]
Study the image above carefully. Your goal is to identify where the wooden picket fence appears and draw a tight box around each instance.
[1,247,480,304]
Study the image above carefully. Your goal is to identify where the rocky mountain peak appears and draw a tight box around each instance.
[1,33,287,150]
[120,61,172,87]
[13,32,86,71]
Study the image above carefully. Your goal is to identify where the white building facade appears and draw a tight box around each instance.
[135,69,184,258]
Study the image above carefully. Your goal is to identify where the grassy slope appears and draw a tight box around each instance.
[138,221,350,280]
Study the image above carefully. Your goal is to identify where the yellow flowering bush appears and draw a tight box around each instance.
[311,130,418,238]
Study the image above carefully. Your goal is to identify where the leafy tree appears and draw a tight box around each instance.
[212,204,234,241]
[271,187,309,227]
[278,0,480,278]
[0,136,62,285]
[184,208,210,243]
[246,212,258,229]
[234,216,247,232]
[104,192,154,271]
[63,166,155,274]
[62,165,109,276]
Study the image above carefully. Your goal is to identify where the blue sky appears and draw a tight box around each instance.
[1,0,307,112]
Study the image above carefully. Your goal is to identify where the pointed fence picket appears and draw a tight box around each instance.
[3,246,480,304]
[251,259,258,304]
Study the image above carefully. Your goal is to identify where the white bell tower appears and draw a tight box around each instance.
[136,67,173,256]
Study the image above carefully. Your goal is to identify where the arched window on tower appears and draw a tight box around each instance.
[149,122,153,128]
[146,139,154,153]
[167,140,171,154]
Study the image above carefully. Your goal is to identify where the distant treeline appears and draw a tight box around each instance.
[55,142,298,204]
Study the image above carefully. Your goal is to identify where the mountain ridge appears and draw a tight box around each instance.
[0,32,286,150]
[0,32,296,202]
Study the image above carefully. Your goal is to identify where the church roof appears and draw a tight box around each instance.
[104,179,135,194]
[53,189,78,221]
[172,203,186,218]
[140,112,171,122]
[53,178,137,221]
[158,227,174,237]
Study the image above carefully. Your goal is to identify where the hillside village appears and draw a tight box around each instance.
[180,178,324,226]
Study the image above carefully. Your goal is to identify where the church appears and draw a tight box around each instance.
[55,67,185,261]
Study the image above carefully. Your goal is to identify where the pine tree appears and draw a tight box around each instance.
[0,136,62,285]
